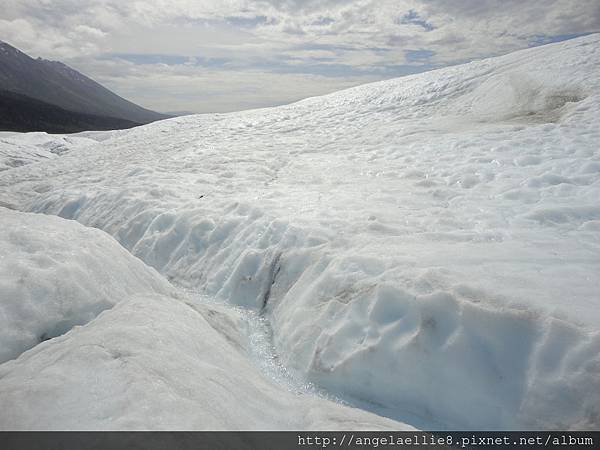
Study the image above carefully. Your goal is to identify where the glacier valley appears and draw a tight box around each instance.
[0,34,599,430]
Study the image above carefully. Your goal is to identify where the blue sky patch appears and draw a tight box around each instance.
[404,49,435,62]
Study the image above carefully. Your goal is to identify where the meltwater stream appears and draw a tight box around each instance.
[181,289,441,431]
[182,289,334,398]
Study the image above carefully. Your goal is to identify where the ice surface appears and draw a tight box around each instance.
[0,210,410,430]
[0,208,176,364]
[0,132,98,172]
[0,294,413,430]
[1,34,599,430]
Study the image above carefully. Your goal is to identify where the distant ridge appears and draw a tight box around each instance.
[0,89,141,133]
[0,41,169,130]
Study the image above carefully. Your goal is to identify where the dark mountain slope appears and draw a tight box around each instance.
[0,89,141,133]
[0,41,168,124]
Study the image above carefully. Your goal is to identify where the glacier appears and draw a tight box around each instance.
[0,34,599,430]
[0,209,410,430]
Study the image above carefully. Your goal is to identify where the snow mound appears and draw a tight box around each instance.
[0,132,97,172]
[274,274,600,429]
[467,73,585,123]
[0,208,175,363]
[1,34,600,430]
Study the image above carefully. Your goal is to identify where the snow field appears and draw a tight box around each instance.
[0,34,599,429]
[0,132,98,172]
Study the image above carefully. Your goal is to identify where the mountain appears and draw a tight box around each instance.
[0,34,599,431]
[0,89,140,133]
[0,41,168,128]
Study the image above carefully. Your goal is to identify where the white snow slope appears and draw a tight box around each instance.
[0,132,98,172]
[1,34,599,430]
[0,208,410,430]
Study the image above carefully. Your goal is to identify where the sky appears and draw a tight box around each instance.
[1,1,599,114]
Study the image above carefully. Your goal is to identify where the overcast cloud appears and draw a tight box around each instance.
[1,0,599,113]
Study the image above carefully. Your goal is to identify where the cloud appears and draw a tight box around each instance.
[1,0,599,112]
[72,56,380,113]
